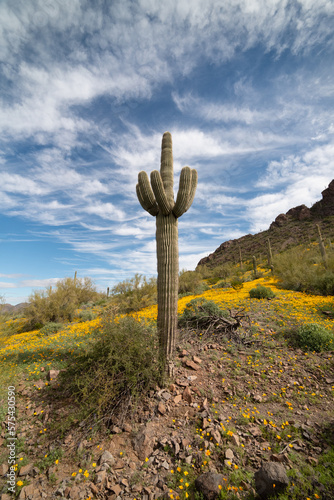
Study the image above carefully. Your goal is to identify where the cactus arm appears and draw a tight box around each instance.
[160,132,174,206]
[136,183,159,216]
[137,171,159,216]
[151,170,171,215]
[173,166,192,218]
[185,168,198,212]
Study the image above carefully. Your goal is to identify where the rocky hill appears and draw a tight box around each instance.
[197,180,334,269]
[0,303,28,314]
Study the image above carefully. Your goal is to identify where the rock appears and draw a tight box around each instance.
[249,426,262,437]
[18,484,35,499]
[193,355,202,364]
[182,386,192,404]
[174,394,182,404]
[69,485,82,500]
[132,484,143,493]
[95,470,107,486]
[111,426,122,434]
[161,391,172,401]
[210,429,221,445]
[132,423,156,461]
[0,462,9,475]
[270,213,288,228]
[113,459,125,469]
[252,393,263,403]
[47,369,60,381]
[110,484,122,495]
[183,359,201,371]
[231,434,240,446]
[270,454,285,463]
[158,402,167,415]
[2,494,13,500]
[99,450,115,466]
[254,462,289,499]
[64,486,72,497]
[19,463,34,476]
[225,449,234,460]
[195,472,226,500]
[123,423,132,432]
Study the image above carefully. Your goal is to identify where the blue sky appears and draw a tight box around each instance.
[1,0,334,305]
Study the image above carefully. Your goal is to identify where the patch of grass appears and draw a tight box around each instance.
[36,448,63,472]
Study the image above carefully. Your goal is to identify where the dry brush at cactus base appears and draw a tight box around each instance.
[136,131,197,377]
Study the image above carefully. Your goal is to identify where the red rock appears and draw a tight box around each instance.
[174,394,182,404]
[182,386,192,404]
[158,402,166,415]
[47,369,60,381]
[183,359,201,371]
[110,484,122,495]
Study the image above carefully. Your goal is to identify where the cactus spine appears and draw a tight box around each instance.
[136,132,197,377]
[316,224,328,269]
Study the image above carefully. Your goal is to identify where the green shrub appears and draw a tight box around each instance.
[273,246,334,296]
[110,274,157,313]
[230,278,244,292]
[25,277,100,329]
[178,269,203,294]
[295,323,333,352]
[77,310,97,322]
[61,315,162,422]
[249,284,275,299]
[178,298,228,327]
[37,322,63,336]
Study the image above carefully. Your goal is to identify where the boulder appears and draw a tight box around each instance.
[195,472,226,500]
[254,462,289,499]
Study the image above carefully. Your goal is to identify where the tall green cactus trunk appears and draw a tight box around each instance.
[156,212,178,365]
[136,132,197,378]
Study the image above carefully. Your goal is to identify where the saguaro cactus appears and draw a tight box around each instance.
[316,224,328,269]
[136,132,197,377]
[252,255,257,277]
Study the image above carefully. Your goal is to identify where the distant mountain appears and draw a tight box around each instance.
[197,180,334,269]
[1,303,28,314]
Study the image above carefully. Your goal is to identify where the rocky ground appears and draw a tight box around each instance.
[1,328,334,500]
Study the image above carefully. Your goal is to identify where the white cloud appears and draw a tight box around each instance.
[0,282,16,288]
[257,143,334,189]
[20,278,60,288]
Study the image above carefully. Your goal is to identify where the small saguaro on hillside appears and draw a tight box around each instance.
[136,132,197,377]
